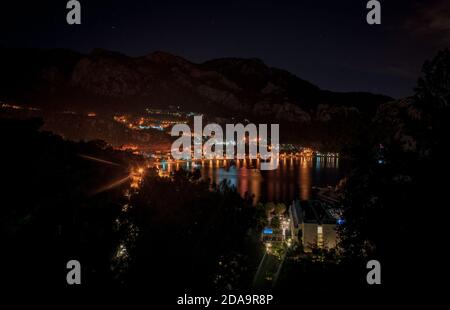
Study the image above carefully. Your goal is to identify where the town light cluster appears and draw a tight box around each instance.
[171,116,280,170]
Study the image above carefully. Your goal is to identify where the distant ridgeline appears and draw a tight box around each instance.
[0,48,392,149]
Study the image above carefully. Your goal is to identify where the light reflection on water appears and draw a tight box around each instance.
[157,157,343,204]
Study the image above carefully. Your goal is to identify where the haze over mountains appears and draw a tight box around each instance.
[0,48,392,122]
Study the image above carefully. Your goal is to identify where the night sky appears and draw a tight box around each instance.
[1,0,449,98]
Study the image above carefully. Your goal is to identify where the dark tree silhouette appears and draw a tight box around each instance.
[338,49,450,289]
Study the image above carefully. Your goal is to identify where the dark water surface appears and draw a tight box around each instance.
[158,156,345,204]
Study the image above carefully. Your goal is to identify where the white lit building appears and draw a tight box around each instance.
[289,200,343,251]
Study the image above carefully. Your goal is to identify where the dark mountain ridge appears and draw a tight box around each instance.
[0,48,392,121]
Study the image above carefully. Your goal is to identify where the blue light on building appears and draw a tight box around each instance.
[337,219,345,225]
[263,228,273,234]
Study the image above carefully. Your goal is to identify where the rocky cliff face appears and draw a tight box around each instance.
[0,48,391,122]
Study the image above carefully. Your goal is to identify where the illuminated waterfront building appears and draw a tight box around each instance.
[289,200,343,251]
